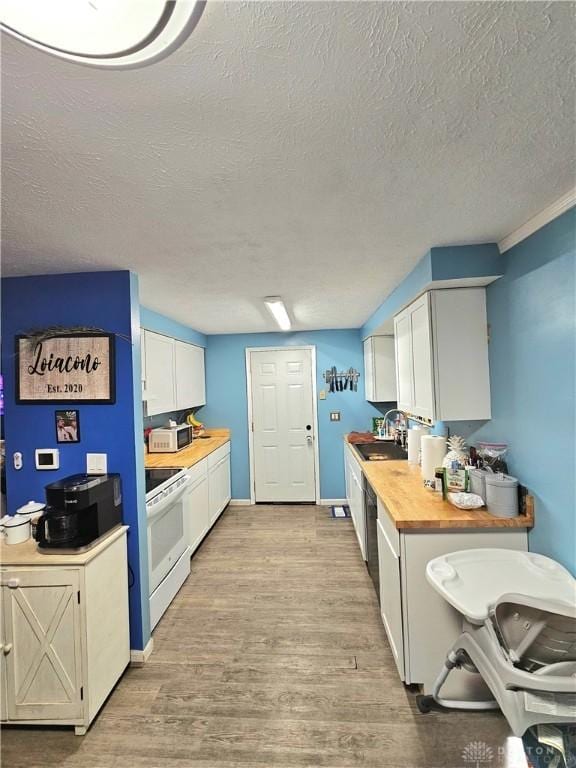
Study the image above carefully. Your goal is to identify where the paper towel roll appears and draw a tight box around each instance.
[421,435,447,482]
[407,427,426,464]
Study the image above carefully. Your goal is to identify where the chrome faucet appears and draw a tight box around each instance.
[381,409,409,449]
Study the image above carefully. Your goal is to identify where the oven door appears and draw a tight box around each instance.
[147,480,189,594]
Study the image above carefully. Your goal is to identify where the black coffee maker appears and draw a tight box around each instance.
[36,473,122,550]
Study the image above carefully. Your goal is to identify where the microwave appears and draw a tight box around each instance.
[148,424,193,453]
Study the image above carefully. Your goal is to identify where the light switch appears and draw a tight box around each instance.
[330,411,341,422]
[87,453,108,474]
[319,390,326,400]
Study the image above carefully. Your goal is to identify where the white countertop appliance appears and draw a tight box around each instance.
[149,424,193,453]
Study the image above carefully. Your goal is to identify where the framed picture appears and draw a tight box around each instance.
[16,333,115,404]
[55,410,80,443]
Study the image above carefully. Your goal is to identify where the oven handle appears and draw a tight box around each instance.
[146,477,191,521]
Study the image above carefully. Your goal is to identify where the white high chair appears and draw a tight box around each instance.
[417,549,576,737]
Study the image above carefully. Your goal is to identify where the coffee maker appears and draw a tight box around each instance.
[36,473,122,551]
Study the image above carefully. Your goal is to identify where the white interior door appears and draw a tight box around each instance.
[249,348,317,503]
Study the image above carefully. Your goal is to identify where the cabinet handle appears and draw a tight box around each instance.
[3,644,12,655]
[7,578,19,589]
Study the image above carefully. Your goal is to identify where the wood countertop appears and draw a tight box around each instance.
[0,525,128,567]
[345,437,534,531]
[144,428,230,469]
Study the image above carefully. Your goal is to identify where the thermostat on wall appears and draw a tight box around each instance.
[35,448,60,470]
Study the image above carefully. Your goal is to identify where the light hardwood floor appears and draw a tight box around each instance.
[1,505,518,768]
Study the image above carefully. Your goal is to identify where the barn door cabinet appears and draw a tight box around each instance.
[393,288,491,421]
[142,329,206,416]
[0,527,129,735]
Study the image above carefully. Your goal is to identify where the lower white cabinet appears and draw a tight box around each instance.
[345,444,366,560]
[374,498,529,696]
[184,442,231,552]
[208,443,231,526]
[0,527,130,735]
[185,462,210,555]
[376,514,404,679]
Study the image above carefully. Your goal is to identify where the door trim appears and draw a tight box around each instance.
[245,346,320,505]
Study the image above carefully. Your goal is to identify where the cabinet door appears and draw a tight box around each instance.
[143,331,176,416]
[363,338,375,402]
[373,336,397,401]
[208,456,231,525]
[377,519,404,679]
[174,341,206,410]
[2,569,83,721]
[0,589,7,721]
[186,474,210,554]
[409,294,435,420]
[394,311,413,412]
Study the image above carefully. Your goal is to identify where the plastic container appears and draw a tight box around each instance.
[485,474,519,518]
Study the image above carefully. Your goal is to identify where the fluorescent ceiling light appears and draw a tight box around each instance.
[264,297,291,331]
[1,0,206,69]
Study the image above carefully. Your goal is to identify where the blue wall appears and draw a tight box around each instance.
[470,209,576,573]
[361,243,503,338]
[1,271,150,650]
[140,306,207,348]
[199,330,383,500]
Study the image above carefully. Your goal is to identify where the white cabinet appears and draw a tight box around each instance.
[185,461,210,555]
[363,336,397,402]
[345,444,366,560]
[208,443,231,526]
[142,330,206,416]
[143,330,177,416]
[174,340,206,410]
[377,511,404,679]
[393,288,491,422]
[0,528,129,735]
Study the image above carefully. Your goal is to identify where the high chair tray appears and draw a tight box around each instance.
[426,548,575,623]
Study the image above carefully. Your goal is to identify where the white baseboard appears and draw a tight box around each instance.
[229,499,252,506]
[130,637,154,666]
[320,498,347,506]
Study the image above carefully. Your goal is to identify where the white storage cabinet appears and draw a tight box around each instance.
[344,443,366,560]
[393,288,491,421]
[184,442,231,552]
[363,336,397,402]
[142,330,206,416]
[374,498,528,696]
[0,528,130,735]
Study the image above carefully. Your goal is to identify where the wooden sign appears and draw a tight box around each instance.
[16,333,115,404]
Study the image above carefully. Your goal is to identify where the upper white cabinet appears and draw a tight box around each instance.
[143,330,177,416]
[363,336,397,402]
[142,330,206,416]
[393,288,491,422]
[174,340,206,410]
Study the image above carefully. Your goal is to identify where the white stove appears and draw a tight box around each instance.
[145,467,191,629]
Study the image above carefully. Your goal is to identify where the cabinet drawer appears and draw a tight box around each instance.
[377,498,400,557]
[186,458,208,485]
[208,442,230,469]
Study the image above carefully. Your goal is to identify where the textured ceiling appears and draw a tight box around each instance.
[1,1,575,334]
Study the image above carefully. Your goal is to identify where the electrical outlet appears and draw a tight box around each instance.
[330,411,341,422]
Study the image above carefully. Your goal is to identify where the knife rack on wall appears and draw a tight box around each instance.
[323,367,360,393]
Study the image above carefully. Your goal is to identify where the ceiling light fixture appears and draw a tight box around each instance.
[264,297,291,332]
[1,0,206,69]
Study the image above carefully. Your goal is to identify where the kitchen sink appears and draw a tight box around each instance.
[354,441,408,461]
